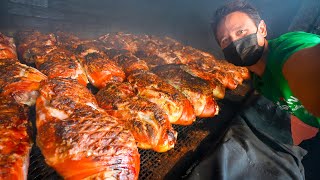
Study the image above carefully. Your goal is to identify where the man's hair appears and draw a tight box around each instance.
[211,0,262,43]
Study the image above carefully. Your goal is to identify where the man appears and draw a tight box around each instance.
[211,0,320,145]
[185,2,319,179]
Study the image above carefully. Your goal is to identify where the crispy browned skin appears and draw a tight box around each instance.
[0,59,47,106]
[127,70,196,125]
[79,52,125,89]
[99,32,187,67]
[153,64,219,118]
[149,33,248,80]
[15,31,89,86]
[99,32,250,90]
[133,35,182,68]
[180,64,226,99]
[36,78,140,179]
[74,40,105,57]
[24,45,59,65]
[214,60,250,81]
[72,41,126,89]
[0,95,32,180]
[99,32,140,53]
[99,33,181,69]
[178,55,248,90]
[171,45,221,65]
[96,82,177,152]
[33,48,89,86]
[184,53,250,90]
[15,30,57,64]
[167,45,250,90]
[0,33,17,59]
[55,31,82,51]
[104,49,149,75]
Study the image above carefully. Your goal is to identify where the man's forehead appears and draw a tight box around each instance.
[217,11,256,36]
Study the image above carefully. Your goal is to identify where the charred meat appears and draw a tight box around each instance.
[0,59,47,106]
[128,70,196,125]
[0,33,17,60]
[36,78,140,179]
[0,95,32,180]
[153,64,219,118]
[96,82,177,152]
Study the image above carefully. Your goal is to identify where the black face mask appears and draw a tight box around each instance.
[222,32,264,66]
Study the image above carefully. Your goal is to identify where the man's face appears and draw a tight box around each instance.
[216,11,266,49]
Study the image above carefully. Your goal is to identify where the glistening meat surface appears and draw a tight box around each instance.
[0,33,17,60]
[0,59,47,106]
[128,70,196,125]
[36,78,140,179]
[152,64,219,118]
[96,82,177,152]
[0,95,32,180]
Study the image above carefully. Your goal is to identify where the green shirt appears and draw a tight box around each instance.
[253,31,320,128]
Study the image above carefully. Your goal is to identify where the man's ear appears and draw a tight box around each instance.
[258,20,267,37]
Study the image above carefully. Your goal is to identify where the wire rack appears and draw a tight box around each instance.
[27,98,242,180]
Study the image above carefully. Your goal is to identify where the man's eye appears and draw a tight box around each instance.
[220,38,229,47]
[236,30,245,36]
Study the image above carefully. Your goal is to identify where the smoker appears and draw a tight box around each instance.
[0,0,319,179]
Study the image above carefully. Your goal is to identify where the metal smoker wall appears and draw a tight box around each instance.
[0,0,305,59]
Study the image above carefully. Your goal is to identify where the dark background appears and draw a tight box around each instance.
[0,0,319,59]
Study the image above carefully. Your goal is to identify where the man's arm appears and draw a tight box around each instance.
[283,44,320,117]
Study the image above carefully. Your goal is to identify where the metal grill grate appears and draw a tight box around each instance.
[28,118,211,180]
[27,99,241,180]
[28,146,63,180]
[138,121,210,180]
